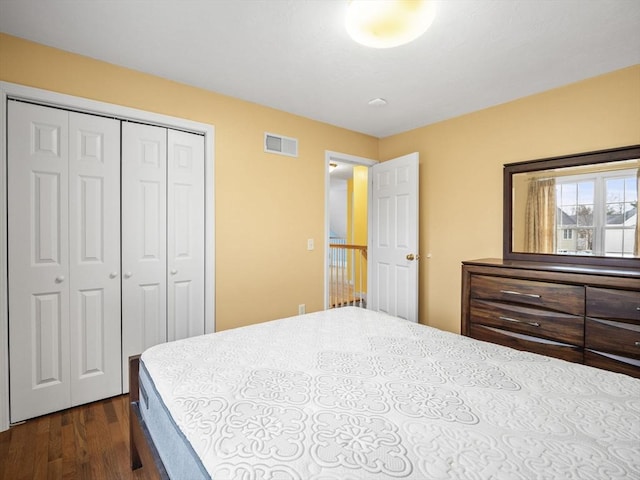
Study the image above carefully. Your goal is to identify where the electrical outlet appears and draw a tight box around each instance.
[307,238,314,250]
[298,304,306,315]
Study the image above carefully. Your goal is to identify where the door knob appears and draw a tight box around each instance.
[406,254,415,261]
[124,272,133,279]
[109,272,118,279]
[55,275,65,283]
[170,269,178,275]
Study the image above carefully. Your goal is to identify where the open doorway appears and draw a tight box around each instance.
[324,151,376,310]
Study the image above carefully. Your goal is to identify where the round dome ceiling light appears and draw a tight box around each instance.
[346,0,437,49]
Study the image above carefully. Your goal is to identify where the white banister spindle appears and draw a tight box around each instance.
[358,252,363,307]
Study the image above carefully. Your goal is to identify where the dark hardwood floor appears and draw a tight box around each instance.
[0,395,159,480]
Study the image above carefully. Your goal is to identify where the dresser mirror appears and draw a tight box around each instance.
[504,145,640,268]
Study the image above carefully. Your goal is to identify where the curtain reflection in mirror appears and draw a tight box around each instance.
[525,178,556,253]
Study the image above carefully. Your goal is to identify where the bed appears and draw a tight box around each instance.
[129,307,640,479]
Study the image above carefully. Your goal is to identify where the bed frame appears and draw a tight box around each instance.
[129,355,170,479]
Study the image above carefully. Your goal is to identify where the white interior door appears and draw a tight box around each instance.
[121,122,167,392]
[8,101,71,422]
[167,130,205,341]
[368,153,419,322]
[68,112,122,406]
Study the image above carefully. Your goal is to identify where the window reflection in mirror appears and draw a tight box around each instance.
[512,159,639,257]
[505,145,640,268]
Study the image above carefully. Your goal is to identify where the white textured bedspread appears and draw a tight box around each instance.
[141,307,640,480]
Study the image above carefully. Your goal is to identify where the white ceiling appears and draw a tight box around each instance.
[1,0,639,138]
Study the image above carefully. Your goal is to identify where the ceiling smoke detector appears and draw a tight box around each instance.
[368,98,388,107]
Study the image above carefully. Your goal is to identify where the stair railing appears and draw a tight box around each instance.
[329,242,367,308]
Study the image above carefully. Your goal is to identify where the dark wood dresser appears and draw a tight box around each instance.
[462,259,640,378]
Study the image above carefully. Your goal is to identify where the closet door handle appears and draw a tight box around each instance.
[109,272,118,279]
[170,269,178,275]
[124,272,133,279]
[55,275,65,283]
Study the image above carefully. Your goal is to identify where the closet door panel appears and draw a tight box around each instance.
[8,101,71,423]
[141,283,166,347]
[121,122,167,392]
[167,130,205,341]
[68,112,122,405]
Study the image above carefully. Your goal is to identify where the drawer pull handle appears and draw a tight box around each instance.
[500,290,541,299]
[499,316,540,328]
[635,342,640,347]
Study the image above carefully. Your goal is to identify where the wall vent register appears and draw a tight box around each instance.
[264,132,298,157]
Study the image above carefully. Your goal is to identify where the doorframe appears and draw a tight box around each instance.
[0,81,216,431]
[324,150,377,310]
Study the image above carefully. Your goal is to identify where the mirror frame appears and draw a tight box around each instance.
[503,144,640,268]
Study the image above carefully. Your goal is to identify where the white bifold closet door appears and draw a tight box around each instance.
[8,101,122,423]
[121,123,205,392]
[121,122,167,391]
[167,129,205,341]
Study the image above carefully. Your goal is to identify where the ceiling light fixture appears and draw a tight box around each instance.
[346,0,436,49]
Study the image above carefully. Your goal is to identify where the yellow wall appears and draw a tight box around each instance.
[2,34,639,335]
[0,33,379,331]
[349,166,368,291]
[352,166,369,246]
[379,64,640,333]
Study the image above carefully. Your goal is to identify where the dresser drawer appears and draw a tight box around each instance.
[471,275,584,315]
[586,287,640,321]
[585,317,640,359]
[584,350,640,379]
[470,299,584,346]
[469,324,583,363]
